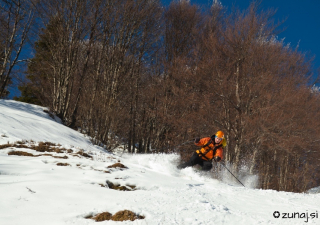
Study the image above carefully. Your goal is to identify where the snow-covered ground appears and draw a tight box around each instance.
[1,99,319,225]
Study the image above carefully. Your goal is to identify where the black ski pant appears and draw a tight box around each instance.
[177,152,213,171]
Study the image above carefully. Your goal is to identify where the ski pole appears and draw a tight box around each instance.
[213,158,245,187]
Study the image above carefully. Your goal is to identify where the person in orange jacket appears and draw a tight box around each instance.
[177,131,227,171]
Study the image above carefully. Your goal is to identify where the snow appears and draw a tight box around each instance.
[1,99,320,225]
[306,186,320,194]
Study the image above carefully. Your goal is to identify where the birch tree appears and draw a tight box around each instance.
[0,0,34,98]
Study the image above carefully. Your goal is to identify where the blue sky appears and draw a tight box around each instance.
[162,0,320,82]
[8,0,320,98]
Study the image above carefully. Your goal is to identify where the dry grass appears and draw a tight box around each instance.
[0,141,67,153]
[15,140,27,145]
[111,210,145,221]
[76,150,93,158]
[40,153,53,157]
[92,212,113,221]
[2,141,78,160]
[8,151,35,157]
[52,155,68,159]
[107,163,128,169]
[56,163,70,166]
[3,141,75,161]
[0,143,13,149]
[105,180,136,191]
[6,150,70,159]
[93,168,110,173]
[33,142,56,152]
[126,185,136,190]
[87,210,144,222]
[15,144,30,149]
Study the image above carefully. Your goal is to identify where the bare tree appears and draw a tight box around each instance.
[28,0,100,126]
[196,2,320,192]
[199,3,281,167]
[17,0,320,192]
[0,0,34,98]
[76,0,162,151]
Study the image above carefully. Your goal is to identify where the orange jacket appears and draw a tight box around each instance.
[195,137,224,161]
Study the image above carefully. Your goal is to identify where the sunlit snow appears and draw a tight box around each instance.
[1,100,319,225]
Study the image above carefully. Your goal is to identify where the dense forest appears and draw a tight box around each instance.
[1,0,320,193]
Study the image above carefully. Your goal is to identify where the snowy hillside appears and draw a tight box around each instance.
[0,100,319,225]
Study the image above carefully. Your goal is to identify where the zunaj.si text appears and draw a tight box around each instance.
[273,211,318,223]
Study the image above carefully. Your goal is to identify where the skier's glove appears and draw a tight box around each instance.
[194,137,200,143]
[214,156,221,162]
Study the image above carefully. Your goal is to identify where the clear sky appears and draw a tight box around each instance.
[162,0,320,83]
[7,0,320,98]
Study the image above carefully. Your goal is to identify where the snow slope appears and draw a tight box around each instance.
[0,99,319,225]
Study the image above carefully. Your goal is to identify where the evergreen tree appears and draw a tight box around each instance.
[16,16,62,105]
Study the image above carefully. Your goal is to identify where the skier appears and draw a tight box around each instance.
[177,131,226,171]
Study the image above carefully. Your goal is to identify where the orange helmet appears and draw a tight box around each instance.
[215,131,224,139]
